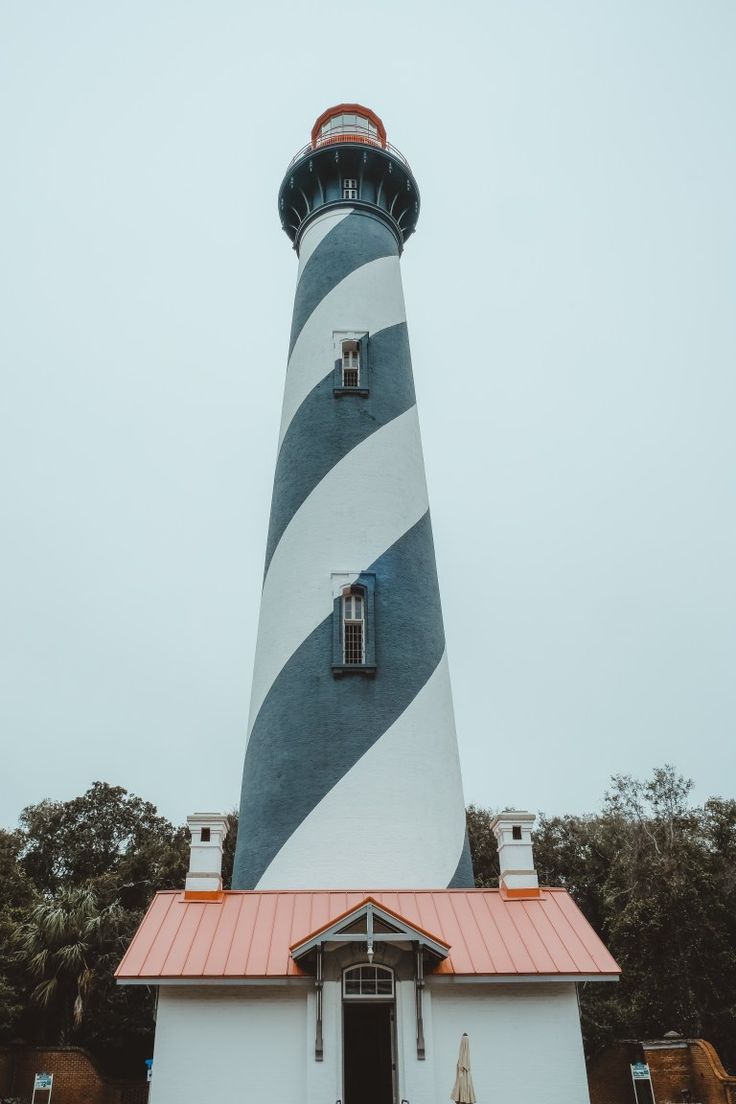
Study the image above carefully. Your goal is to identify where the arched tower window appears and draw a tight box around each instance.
[343,589,365,665]
[331,574,376,676]
[343,963,394,999]
[341,339,360,388]
[333,332,369,396]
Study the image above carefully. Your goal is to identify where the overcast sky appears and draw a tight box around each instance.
[2,1,734,832]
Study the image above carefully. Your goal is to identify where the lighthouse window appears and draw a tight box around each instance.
[341,340,360,387]
[343,592,365,665]
[343,177,358,200]
[333,333,369,395]
[331,573,376,675]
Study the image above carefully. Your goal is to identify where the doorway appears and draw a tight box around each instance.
[343,1001,395,1104]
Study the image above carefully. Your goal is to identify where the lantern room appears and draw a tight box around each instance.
[279,103,420,250]
[311,103,387,150]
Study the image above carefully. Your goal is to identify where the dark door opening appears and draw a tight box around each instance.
[343,1001,394,1104]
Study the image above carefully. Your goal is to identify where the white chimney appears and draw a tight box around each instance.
[184,813,229,899]
[490,810,540,897]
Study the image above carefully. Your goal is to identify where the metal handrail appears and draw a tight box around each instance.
[286,135,411,172]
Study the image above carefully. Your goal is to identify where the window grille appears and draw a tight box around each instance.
[343,964,394,999]
[343,177,358,200]
[341,339,360,388]
[343,592,365,665]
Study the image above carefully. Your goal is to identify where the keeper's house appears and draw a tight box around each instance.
[116,812,619,1104]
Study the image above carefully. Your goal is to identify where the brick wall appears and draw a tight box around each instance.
[645,1041,692,1102]
[588,1038,736,1104]
[677,1039,736,1104]
[0,1046,148,1104]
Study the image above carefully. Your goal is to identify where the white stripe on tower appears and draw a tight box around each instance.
[233,108,474,890]
[279,254,406,447]
[296,207,352,269]
[256,653,467,889]
[247,406,428,736]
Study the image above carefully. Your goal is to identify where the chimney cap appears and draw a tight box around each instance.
[489,810,536,830]
[187,812,229,828]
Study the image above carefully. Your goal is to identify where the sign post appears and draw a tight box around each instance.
[31,1072,54,1104]
[630,1062,656,1104]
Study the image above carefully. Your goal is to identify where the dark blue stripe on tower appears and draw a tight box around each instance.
[289,211,398,357]
[233,510,449,891]
[264,323,415,576]
[448,832,475,888]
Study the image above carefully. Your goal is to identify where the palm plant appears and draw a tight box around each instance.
[14,886,123,1043]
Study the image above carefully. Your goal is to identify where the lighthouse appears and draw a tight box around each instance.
[232,104,474,891]
[117,106,620,1104]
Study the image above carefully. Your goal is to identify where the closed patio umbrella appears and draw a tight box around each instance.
[451,1032,477,1103]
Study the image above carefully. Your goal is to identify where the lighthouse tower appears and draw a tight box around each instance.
[232,105,473,891]
[117,106,620,1104]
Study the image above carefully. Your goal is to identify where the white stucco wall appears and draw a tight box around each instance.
[429,982,591,1104]
[149,986,308,1104]
[147,979,591,1104]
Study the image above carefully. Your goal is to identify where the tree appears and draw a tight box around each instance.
[14,886,125,1045]
[0,828,37,1042]
[465,805,499,887]
[520,767,736,1068]
[10,783,189,1073]
[19,782,188,906]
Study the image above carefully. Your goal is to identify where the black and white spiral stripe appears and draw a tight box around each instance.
[233,208,473,890]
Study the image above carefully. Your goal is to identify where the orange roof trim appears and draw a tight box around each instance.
[289,895,451,956]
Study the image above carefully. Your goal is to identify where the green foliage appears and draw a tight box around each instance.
[221,810,238,889]
[4,771,736,1079]
[0,828,38,1042]
[465,768,736,1069]
[19,781,188,907]
[465,805,500,887]
[3,782,189,1075]
[526,767,736,1068]
[13,886,125,1044]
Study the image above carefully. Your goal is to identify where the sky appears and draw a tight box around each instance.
[1,1,735,832]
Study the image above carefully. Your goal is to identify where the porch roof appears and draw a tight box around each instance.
[115,887,620,983]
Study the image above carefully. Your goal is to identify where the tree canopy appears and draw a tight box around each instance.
[469,766,736,1068]
[1,770,735,1077]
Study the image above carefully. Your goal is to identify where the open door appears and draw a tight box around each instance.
[343,1002,395,1104]
[342,963,396,1104]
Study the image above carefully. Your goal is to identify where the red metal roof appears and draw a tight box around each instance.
[115,888,619,982]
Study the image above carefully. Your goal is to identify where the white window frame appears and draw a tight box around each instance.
[342,963,395,1000]
[332,331,368,394]
[342,177,358,200]
[341,339,360,388]
[342,590,365,665]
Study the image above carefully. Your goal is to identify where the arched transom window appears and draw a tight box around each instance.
[343,964,394,999]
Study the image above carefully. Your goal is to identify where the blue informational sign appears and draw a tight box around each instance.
[34,1074,53,1089]
[631,1062,652,1081]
